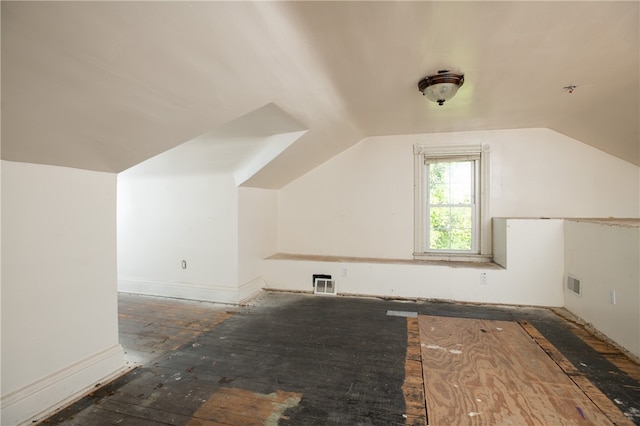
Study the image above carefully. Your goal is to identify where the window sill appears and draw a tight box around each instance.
[413,252,493,263]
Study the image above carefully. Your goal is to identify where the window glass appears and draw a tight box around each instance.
[427,160,475,252]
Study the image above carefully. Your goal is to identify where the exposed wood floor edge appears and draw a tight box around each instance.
[551,307,640,369]
[263,287,559,310]
[518,320,635,426]
[403,317,428,425]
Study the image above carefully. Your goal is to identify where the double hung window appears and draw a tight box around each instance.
[414,144,490,260]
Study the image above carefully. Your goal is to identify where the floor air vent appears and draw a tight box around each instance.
[314,277,337,295]
[567,275,581,296]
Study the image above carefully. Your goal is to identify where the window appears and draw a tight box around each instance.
[427,157,478,252]
[414,144,491,261]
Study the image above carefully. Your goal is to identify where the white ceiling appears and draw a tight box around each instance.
[2,1,638,188]
[120,103,307,185]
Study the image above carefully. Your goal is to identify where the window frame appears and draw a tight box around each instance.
[414,143,491,261]
[425,157,479,253]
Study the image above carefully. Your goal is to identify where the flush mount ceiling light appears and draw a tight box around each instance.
[418,70,465,106]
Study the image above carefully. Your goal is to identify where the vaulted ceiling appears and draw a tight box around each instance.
[2,1,638,188]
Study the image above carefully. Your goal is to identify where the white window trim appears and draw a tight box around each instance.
[414,143,491,261]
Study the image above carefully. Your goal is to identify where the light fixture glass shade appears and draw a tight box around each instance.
[422,83,461,105]
[418,72,465,106]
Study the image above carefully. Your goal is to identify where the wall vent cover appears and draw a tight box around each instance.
[314,278,337,295]
[567,275,581,296]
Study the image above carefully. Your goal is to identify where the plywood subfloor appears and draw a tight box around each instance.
[418,315,614,425]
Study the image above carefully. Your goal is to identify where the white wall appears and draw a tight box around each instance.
[117,172,240,303]
[237,187,278,302]
[117,172,280,305]
[492,218,508,268]
[272,127,639,354]
[1,161,125,425]
[279,135,414,258]
[490,130,639,218]
[564,220,640,358]
[279,128,639,259]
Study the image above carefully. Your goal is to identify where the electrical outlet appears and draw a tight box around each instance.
[480,272,487,285]
[342,268,348,277]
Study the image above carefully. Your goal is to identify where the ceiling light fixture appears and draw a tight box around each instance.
[418,70,465,106]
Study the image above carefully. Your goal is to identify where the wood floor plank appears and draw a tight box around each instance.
[418,315,613,425]
[569,324,640,382]
[403,317,427,425]
[118,294,233,364]
[185,388,302,426]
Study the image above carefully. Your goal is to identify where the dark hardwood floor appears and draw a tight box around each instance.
[42,291,640,425]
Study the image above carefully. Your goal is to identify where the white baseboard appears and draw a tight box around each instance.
[118,278,241,304]
[238,276,266,304]
[1,344,127,426]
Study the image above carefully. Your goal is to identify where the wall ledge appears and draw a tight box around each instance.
[493,217,640,228]
[266,253,502,269]
[564,218,640,228]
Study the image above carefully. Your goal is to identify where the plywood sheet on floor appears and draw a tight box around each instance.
[418,315,612,425]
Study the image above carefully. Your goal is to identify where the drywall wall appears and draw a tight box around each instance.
[115,103,305,304]
[279,134,413,258]
[279,128,639,259]
[492,218,508,268]
[0,125,3,418]
[264,219,565,307]
[1,161,125,425]
[117,172,240,303]
[237,187,278,302]
[564,220,640,358]
[117,171,279,305]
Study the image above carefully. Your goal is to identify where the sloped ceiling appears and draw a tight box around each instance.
[120,103,307,186]
[2,1,638,188]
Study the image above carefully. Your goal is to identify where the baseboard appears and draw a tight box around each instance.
[238,276,266,304]
[118,278,240,304]
[1,344,127,426]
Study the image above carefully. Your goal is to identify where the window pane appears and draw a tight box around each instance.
[451,229,472,250]
[429,162,448,185]
[450,183,471,204]
[430,207,452,250]
[429,183,448,204]
[429,163,449,204]
[430,229,451,250]
[450,162,472,204]
[426,159,476,252]
[430,207,451,229]
[450,207,472,229]
[450,161,471,183]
